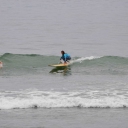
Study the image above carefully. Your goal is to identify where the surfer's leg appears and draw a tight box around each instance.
[66,58,71,63]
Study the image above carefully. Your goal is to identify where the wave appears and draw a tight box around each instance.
[0,89,128,109]
[0,53,128,68]
[73,55,128,66]
[0,53,60,68]
[0,53,128,75]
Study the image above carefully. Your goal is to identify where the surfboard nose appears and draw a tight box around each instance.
[0,61,3,68]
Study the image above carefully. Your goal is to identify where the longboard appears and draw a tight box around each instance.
[49,63,69,67]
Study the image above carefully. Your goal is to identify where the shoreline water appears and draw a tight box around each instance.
[0,108,128,128]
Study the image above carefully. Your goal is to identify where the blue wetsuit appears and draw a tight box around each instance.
[60,53,71,62]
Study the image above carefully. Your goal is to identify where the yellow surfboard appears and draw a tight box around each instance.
[49,63,69,67]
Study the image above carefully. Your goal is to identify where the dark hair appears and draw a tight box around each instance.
[61,50,65,55]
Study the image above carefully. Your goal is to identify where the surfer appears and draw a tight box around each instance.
[0,61,3,68]
[60,51,71,64]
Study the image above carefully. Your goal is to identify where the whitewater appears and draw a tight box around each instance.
[0,89,128,110]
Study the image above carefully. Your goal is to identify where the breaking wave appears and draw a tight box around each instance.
[0,89,128,109]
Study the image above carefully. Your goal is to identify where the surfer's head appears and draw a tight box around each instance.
[61,50,65,55]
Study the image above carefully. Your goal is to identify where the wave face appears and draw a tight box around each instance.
[0,89,128,109]
[71,55,128,75]
[0,53,128,68]
[0,53,60,75]
[0,53,59,68]
[0,53,128,75]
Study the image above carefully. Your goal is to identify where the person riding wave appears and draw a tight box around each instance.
[60,50,71,64]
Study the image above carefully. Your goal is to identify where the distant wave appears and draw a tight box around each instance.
[0,89,128,109]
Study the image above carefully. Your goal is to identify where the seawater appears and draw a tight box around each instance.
[0,0,128,128]
[0,53,128,109]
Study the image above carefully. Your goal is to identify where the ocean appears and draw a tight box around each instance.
[0,0,128,128]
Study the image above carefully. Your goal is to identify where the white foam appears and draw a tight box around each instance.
[70,56,102,64]
[0,90,128,109]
